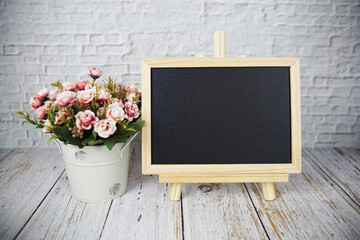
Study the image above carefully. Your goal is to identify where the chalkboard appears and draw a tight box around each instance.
[142,58,301,174]
[151,67,291,164]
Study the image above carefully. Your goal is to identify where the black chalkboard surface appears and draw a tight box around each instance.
[151,67,291,165]
[142,57,301,175]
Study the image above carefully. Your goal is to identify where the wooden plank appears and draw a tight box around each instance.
[182,182,268,239]
[0,148,65,239]
[142,57,299,68]
[214,30,226,57]
[245,152,360,240]
[159,173,289,183]
[0,149,11,159]
[99,141,183,239]
[304,148,360,205]
[17,143,143,239]
[17,173,111,240]
[290,58,302,173]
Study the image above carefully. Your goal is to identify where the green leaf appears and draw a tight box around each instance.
[128,120,145,132]
[47,135,57,145]
[52,126,82,148]
[102,138,115,150]
[81,130,97,145]
[87,139,103,146]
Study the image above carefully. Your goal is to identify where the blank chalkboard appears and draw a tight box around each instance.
[142,58,301,174]
[151,67,291,164]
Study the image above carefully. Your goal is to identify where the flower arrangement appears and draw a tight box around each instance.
[17,68,144,150]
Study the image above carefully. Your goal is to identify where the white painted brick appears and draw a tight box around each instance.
[350,87,360,96]
[335,5,349,15]
[309,5,334,15]
[351,124,360,132]
[308,105,333,114]
[0,0,359,148]
[75,34,89,44]
[83,45,97,55]
[318,133,331,141]
[349,106,360,114]
[332,133,356,142]
[316,124,335,132]
[314,97,328,105]
[295,4,309,15]
[338,115,356,123]
[313,77,327,85]
[336,123,351,132]
[332,105,349,114]
[89,34,104,44]
[332,87,352,96]
[97,45,126,55]
[308,87,332,96]
[3,45,19,55]
[314,142,337,147]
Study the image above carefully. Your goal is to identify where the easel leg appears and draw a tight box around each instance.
[262,182,276,200]
[169,183,182,201]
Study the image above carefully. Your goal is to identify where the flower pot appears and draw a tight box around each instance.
[54,133,138,202]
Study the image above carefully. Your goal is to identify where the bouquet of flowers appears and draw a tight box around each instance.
[16,68,144,150]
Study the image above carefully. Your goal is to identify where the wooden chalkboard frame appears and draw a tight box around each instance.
[141,57,301,175]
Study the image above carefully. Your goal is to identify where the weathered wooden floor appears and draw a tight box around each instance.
[0,144,359,240]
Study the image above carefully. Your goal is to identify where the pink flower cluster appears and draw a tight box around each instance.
[28,68,142,139]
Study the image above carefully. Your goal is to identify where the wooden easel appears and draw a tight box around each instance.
[162,31,289,201]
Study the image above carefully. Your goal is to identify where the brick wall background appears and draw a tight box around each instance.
[0,0,359,148]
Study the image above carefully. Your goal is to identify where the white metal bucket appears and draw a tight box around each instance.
[54,133,138,202]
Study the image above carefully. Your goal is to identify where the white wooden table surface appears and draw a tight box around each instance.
[0,144,359,240]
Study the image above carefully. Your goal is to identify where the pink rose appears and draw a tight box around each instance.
[126,84,138,93]
[124,102,140,121]
[94,118,117,138]
[43,101,52,110]
[30,95,42,110]
[77,90,94,104]
[48,89,60,101]
[126,92,136,102]
[112,98,124,108]
[75,110,98,130]
[35,107,46,119]
[97,90,111,102]
[87,67,102,79]
[42,119,52,133]
[97,107,105,117]
[85,82,104,93]
[37,88,49,99]
[75,80,88,90]
[55,91,76,106]
[55,109,69,124]
[62,82,75,91]
[106,102,126,121]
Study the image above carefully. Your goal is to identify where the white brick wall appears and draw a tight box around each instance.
[0,0,359,148]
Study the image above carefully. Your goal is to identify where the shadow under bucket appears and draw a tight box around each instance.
[54,132,139,202]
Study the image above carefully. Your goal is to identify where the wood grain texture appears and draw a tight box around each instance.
[304,148,360,205]
[142,57,299,68]
[290,59,302,173]
[262,182,276,201]
[1,148,358,239]
[0,149,11,159]
[169,183,182,201]
[245,152,360,240]
[159,174,289,183]
[0,148,65,239]
[182,182,268,239]
[100,142,183,240]
[214,30,226,58]
[17,173,111,240]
